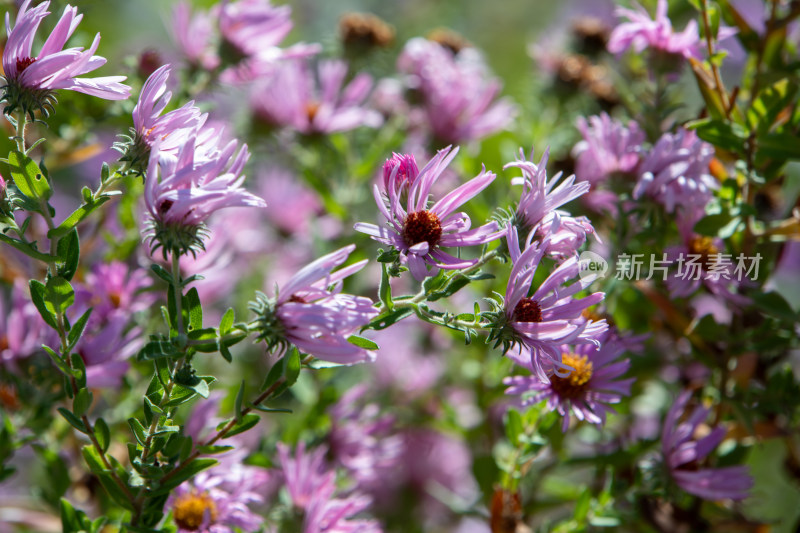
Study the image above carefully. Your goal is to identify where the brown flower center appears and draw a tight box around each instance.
[513,297,543,323]
[688,235,719,269]
[427,27,470,54]
[173,491,218,531]
[402,210,442,249]
[549,353,593,399]
[0,383,20,411]
[0,335,8,352]
[288,294,307,304]
[305,101,321,122]
[339,12,395,48]
[159,199,174,214]
[16,57,36,73]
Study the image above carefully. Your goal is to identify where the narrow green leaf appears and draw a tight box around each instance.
[186,287,202,331]
[347,335,379,350]
[235,381,245,421]
[217,413,260,439]
[29,280,58,329]
[7,149,51,202]
[48,197,111,240]
[366,307,413,330]
[150,264,173,284]
[220,308,234,335]
[67,308,93,351]
[45,276,75,316]
[284,348,301,387]
[58,407,87,433]
[128,417,148,445]
[56,229,80,281]
[94,418,111,453]
[73,388,93,417]
[150,458,218,496]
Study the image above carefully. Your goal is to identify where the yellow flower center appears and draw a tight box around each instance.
[173,491,218,531]
[688,235,719,270]
[549,353,593,399]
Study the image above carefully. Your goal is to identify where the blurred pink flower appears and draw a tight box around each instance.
[251,59,382,134]
[398,37,516,144]
[662,391,753,500]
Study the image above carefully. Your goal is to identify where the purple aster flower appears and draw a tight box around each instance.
[399,429,480,523]
[491,227,607,382]
[634,128,717,223]
[397,37,516,144]
[144,136,266,256]
[573,113,644,184]
[2,0,130,115]
[607,0,702,59]
[171,1,220,70]
[130,64,207,159]
[355,146,501,280]
[277,441,333,510]
[661,391,753,500]
[664,216,750,306]
[167,464,270,533]
[505,147,595,258]
[75,261,154,322]
[303,485,383,533]
[277,442,383,533]
[504,329,635,432]
[329,385,404,493]
[253,244,378,364]
[251,59,382,134]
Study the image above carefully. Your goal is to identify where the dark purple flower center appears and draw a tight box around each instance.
[549,353,593,399]
[158,199,174,214]
[16,56,36,73]
[513,297,542,323]
[402,210,442,249]
[288,294,307,303]
[172,490,218,531]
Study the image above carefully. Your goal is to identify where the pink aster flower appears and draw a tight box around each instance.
[167,464,270,533]
[664,216,750,306]
[74,261,154,323]
[355,146,501,280]
[397,37,516,144]
[493,227,607,382]
[607,0,702,59]
[661,391,753,500]
[573,113,645,184]
[633,128,718,223]
[1,280,50,363]
[254,245,378,364]
[277,442,383,533]
[504,329,636,432]
[505,147,595,258]
[2,0,130,111]
[144,136,266,256]
[131,65,207,157]
[171,1,220,70]
[329,385,404,493]
[251,59,382,134]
